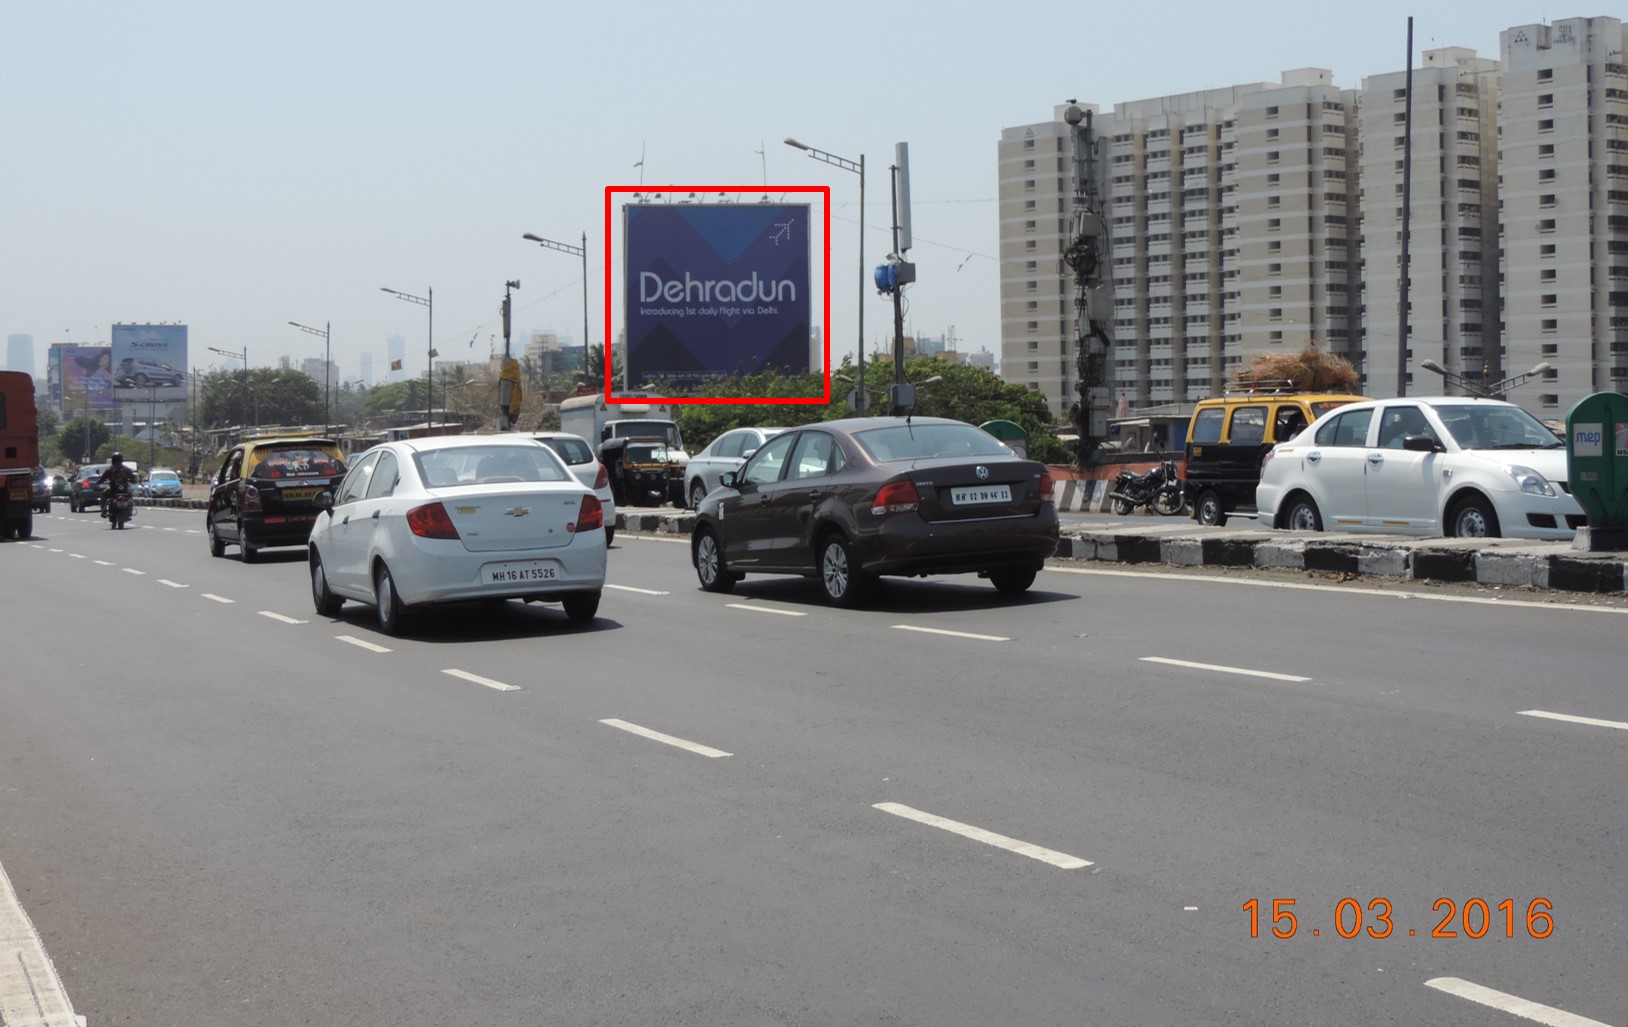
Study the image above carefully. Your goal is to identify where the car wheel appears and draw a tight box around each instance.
[241,538,259,563]
[818,531,873,608]
[15,512,31,540]
[374,562,409,636]
[562,590,600,623]
[693,527,738,593]
[1450,494,1501,538]
[311,551,343,616]
[1195,490,1228,527]
[604,525,615,547]
[989,566,1037,595]
[208,517,225,557]
[1284,495,1323,532]
[689,479,708,510]
[1111,496,1134,516]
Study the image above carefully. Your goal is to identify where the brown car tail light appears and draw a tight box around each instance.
[569,494,603,533]
[871,480,921,517]
[406,502,460,540]
[242,484,263,513]
[1039,469,1056,505]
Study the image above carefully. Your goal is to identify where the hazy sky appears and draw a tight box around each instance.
[2,0,1561,387]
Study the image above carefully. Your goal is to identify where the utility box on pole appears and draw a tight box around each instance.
[1566,391,1628,551]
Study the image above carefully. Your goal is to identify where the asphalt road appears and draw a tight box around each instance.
[2,505,1624,1026]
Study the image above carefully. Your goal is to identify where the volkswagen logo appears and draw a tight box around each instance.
[975,465,990,480]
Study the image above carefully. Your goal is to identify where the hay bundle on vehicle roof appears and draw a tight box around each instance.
[1235,347,1359,393]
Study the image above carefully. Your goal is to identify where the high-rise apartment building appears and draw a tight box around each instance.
[359,353,374,387]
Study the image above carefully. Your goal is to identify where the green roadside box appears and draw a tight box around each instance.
[1565,392,1628,549]
[980,419,1029,458]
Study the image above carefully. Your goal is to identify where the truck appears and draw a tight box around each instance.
[0,371,41,540]
[558,391,689,507]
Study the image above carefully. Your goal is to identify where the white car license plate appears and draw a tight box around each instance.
[950,484,1011,506]
[483,560,560,584]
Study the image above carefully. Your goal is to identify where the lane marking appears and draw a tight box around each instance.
[68,553,86,559]
[872,802,1091,869]
[122,568,146,576]
[0,855,81,1026]
[93,560,115,566]
[606,583,670,596]
[1424,977,1612,1027]
[47,548,62,553]
[1140,656,1311,683]
[1048,565,1628,615]
[184,529,200,534]
[157,579,188,588]
[335,635,392,653]
[1519,709,1628,733]
[442,668,520,692]
[200,593,235,604]
[725,603,806,617]
[892,624,1010,642]
[599,719,732,758]
[258,611,309,625]
[163,527,177,532]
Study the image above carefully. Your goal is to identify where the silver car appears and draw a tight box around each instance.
[525,432,617,545]
[684,426,789,509]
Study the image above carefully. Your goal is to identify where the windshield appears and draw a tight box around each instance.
[150,472,180,483]
[854,423,1016,462]
[1436,405,1563,450]
[609,420,680,447]
[248,446,347,478]
[535,436,594,465]
[415,444,573,486]
[626,443,670,464]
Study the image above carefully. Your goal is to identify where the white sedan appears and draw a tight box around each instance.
[308,436,607,634]
[684,426,789,509]
[1257,396,1584,540]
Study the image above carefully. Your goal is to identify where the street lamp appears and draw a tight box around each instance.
[521,233,589,386]
[288,320,331,437]
[786,136,866,412]
[207,345,253,430]
[1419,359,1552,398]
[381,287,434,427]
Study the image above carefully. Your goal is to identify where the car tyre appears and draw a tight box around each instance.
[208,517,226,557]
[241,538,259,563]
[15,512,31,540]
[818,531,873,608]
[1450,493,1501,538]
[1111,496,1134,516]
[689,479,708,510]
[694,527,738,594]
[989,566,1037,595]
[374,562,408,636]
[1195,490,1228,527]
[1284,495,1323,532]
[563,590,600,623]
[311,551,343,616]
[604,525,615,547]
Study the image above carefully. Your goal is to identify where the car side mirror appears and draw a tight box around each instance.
[313,490,335,511]
[741,447,758,460]
[720,470,739,488]
[1401,434,1444,453]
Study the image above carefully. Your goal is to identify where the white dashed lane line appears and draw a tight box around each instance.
[1424,977,1613,1027]
[157,579,188,588]
[68,553,85,559]
[872,802,1092,870]
[47,548,62,553]
[725,603,806,617]
[200,593,236,604]
[122,568,146,576]
[93,560,114,566]
[335,635,392,653]
[442,668,520,692]
[258,611,309,625]
[892,624,1010,642]
[599,719,732,758]
[1140,656,1311,683]
[1519,709,1628,733]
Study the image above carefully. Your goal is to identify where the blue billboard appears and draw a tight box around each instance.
[624,204,810,390]
[111,323,189,401]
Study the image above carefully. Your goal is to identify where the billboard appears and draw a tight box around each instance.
[111,323,188,401]
[60,346,116,414]
[624,203,811,391]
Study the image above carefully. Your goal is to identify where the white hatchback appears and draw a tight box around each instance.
[1257,396,1583,540]
[308,435,607,634]
[524,431,617,546]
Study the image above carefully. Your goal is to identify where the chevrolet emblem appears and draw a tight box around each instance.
[503,507,531,517]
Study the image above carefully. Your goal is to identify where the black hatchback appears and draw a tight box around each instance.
[207,438,348,562]
[690,417,1059,606]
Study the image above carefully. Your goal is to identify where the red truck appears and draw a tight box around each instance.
[0,371,41,540]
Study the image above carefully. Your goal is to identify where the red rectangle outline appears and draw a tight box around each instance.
[603,185,831,406]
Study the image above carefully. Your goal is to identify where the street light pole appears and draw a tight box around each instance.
[208,345,252,430]
[520,233,590,386]
[785,137,865,411]
[288,320,331,437]
[382,287,433,427]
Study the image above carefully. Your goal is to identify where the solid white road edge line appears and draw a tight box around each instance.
[606,584,670,595]
[1047,565,1628,615]
[1519,709,1628,732]
[599,719,732,758]
[892,624,1010,642]
[1140,656,1312,683]
[258,611,309,625]
[441,668,520,692]
[335,635,392,654]
[1424,977,1613,1027]
[0,855,80,1026]
[725,603,806,617]
[872,802,1091,869]
[200,593,235,604]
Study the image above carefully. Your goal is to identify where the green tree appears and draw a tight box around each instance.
[199,368,322,428]
[37,406,60,438]
[59,417,111,464]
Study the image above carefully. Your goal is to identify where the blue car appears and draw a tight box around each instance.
[145,469,183,498]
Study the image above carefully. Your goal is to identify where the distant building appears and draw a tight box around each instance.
[359,352,374,388]
[300,357,339,394]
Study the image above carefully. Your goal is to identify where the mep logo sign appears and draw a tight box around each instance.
[624,203,810,390]
[111,323,189,401]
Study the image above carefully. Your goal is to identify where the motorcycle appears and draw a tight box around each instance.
[105,480,134,530]
[1109,459,1186,516]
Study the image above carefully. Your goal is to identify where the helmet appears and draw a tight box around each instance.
[109,452,124,464]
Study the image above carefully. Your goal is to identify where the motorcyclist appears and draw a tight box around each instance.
[94,453,138,519]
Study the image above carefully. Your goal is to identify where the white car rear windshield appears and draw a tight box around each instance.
[415,445,574,487]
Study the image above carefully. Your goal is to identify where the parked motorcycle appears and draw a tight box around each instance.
[1109,459,1186,516]
[105,480,134,530]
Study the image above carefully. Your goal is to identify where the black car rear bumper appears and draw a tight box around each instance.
[852,513,1059,577]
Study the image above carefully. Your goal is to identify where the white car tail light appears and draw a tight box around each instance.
[569,494,603,533]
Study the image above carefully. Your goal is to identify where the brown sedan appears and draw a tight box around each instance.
[690,416,1059,606]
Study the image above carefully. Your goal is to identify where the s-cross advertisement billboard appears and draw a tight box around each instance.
[624,203,810,390]
[111,323,189,401]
